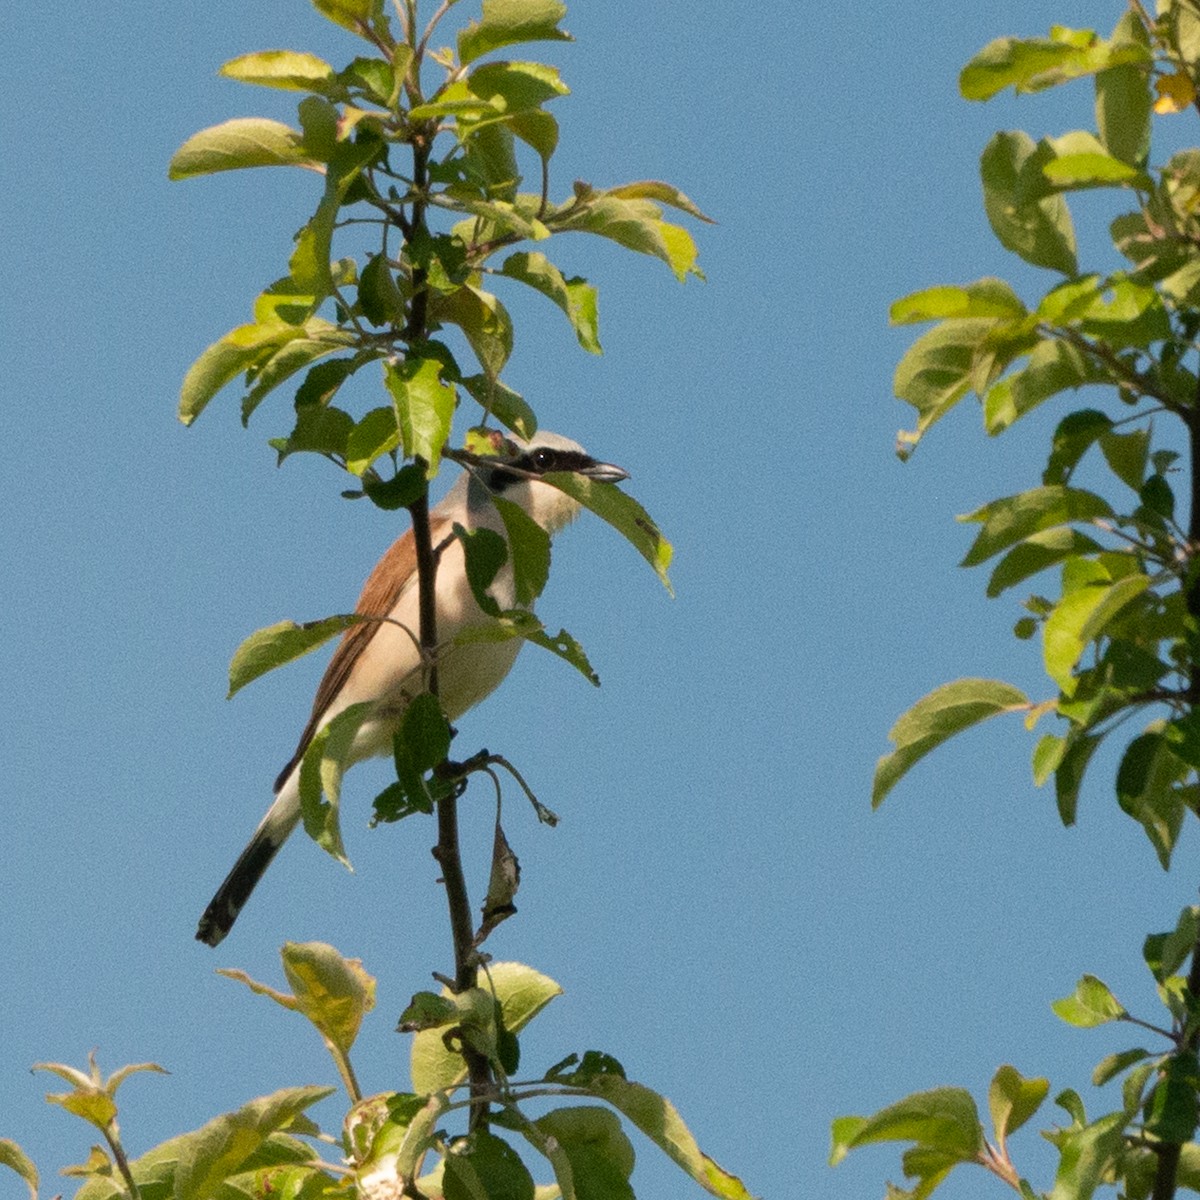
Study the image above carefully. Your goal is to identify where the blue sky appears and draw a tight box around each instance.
[1,2,1191,1198]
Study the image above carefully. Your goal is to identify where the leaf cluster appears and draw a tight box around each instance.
[834,906,1200,1200]
[876,5,1200,873]
[4,945,755,1200]
[853,6,1200,1200]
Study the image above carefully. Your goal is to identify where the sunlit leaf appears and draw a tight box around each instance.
[1043,574,1150,692]
[299,702,373,867]
[411,962,562,1094]
[874,679,1030,807]
[458,0,572,65]
[1051,974,1125,1026]
[986,528,1103,597]
[312,0,383,38]
[281,941,377,1060]
[890,278,1026,324]
[989,1066,1049,1148]
[383,356,456,473]
[544,472,673,593]
[831,1088,984,1166]
[169,118,323,179]
[500,252,601,353]
[228,616,359,698]
[980,130,1077,274]
[0,1141,37,1200]
[960,486,1113,567]
[1095,12,1151,167]
[893,319,996,453]
[220,50,340,94]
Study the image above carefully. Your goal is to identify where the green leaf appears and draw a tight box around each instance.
[242,325,353,421]
[987,528,1103,597]
[960,37,1091,100]
[1140,474,1175,520]
[0,1141,37,1200]
[458,0,572,65]
[983,338,1101,434]
[157,1088,334,1200]
[312,0,383,37]
[830,1088,984,1166]
[529,1108,634,1200]
[604,180,715,223]
[873,679,1030,807]
[461,374,537,438]
[270,403,355,463]
[383,356,456,473]
[364,464,426,511]
[342,54,397,105]
[509,109,559,161]
[411,962,562,1095]
[1043,408,1112,485]
[180,321,304,425]
[1047,1110,1128,1200]
[1043,574,1151,692]
[1098,427,1149,490]
[500,252,601,353]
[554,1074,755,1200]
[1055,729,1103,826]
[288,139,380,297]
[1145,1052,1200,1143]
[1116,731,1187,869]
[893,319,997,453]
[960,27,1151,100]
[556,193,701,282]
[890,278,1026,324]
[989,1066,1050,1147]
[493,494,551,605]
[299,702,374,866]
[346,406,400,476]
[1041,130,1151,190]
[219,50,340,94]
[457,525,508,617]
[980,130,1077,274]
[390,693,453,813]
[1092,1047,1151,1086]
[1051,974,1125,1026]
[228,615,358,699]
[541,472,673,593]
[1095,13,1151,168]
[280,941,376,1061]
[467,59,570,111]
[1033,734,1066,787]
[358,252,407,327]
[961,486,1114,567]
[1151,906,1200,978]
[444,1129,537,1200]
[169,118,322,179]
[430,285,514,379]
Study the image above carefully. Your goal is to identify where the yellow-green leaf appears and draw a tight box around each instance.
[169,118,323,180]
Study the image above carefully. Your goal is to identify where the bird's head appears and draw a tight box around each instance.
[474,430,629,533]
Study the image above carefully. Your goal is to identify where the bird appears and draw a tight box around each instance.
[195,429,628,946]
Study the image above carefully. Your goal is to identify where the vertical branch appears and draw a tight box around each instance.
[402,119,493,1132]
[1151,390,1200,1200]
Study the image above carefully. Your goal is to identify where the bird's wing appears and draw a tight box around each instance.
[273,518,452,791]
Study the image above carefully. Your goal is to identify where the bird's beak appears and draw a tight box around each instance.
[580,460,629,484]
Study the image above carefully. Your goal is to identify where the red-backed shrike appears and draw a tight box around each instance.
[196,431,627,946]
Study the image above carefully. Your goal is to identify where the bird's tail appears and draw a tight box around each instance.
[195,776,301,947]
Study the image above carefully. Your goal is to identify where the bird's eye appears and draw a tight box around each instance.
[531,448,554,471]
